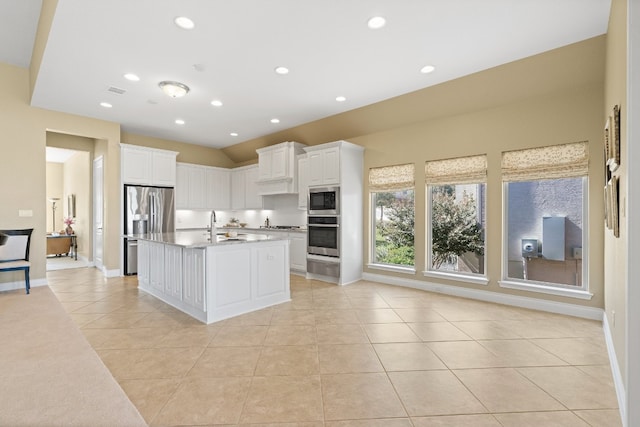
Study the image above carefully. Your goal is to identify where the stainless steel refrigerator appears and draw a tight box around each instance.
[123,185,175,275]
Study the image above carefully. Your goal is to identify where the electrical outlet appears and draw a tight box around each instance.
[612,310,616,326]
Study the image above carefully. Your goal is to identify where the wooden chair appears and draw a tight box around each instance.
[0,229,33,294]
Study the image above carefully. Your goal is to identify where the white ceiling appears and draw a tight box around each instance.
[3,0,611,149]
[46,146,79,163]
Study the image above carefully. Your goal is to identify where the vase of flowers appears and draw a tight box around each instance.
[64,217,75,235]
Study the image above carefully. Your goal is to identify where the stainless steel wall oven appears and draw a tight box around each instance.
[307,215,339,257]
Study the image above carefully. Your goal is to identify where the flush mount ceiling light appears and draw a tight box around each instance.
[100,102,112,108]
[367,16,386,29]
[174,16,195,30]
[274,66,289,75]
[230,132,238,137]
[211,100,223,107]
[159,81,190,98]
[336,96,346,102]
[124,73,140,81]
[270,118,280,124]
[175,119,185,125]
[420,65,436,74]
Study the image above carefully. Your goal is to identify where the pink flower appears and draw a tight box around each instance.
[64,217,75,226]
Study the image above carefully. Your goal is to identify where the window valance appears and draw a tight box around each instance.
[425,154,487,185]
[501,141,589,182]
[369,163,415,192]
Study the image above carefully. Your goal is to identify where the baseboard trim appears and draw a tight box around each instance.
[103,268,120,278]
[362,272,603,320]
[603,313,627,425]
[0,278,48,293]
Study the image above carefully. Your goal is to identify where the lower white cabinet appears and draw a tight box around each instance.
[137,238,290,324]
[164,244,183,300]
[289,232,307,273]
[148,241,165,293]
[183,248,206,311]
[137,239,150,287]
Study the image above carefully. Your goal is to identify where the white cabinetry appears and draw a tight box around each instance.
[303,141,364,286]
[206,168,231,210]
[164,244,183,300]
[231,165,262,210]
[298,154,309,209]
[176,163,230,210]
[289,232,307,273]
[183,248,206,311]
[148,241,165,292]
[307,146,340,187]
[256,141,306,195]
[121,144,178,186]
[138,239,150,287]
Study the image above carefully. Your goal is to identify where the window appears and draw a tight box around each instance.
[369,164,415,270]
[425,155,487,281]
[500,142,591,298]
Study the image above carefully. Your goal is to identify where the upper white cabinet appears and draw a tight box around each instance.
[256,141,306,195]
[298,154,309,209]
[231,165,263,210]
[306,145,340,187]
[176,163,231,210]
[121,144,178,186]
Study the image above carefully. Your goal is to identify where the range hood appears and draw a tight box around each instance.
[256,141,306,195]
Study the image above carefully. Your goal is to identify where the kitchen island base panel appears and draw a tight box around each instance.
[137,238,290,324]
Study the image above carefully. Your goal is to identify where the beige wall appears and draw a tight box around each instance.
[0,61,121,284]
[604,0,628,384]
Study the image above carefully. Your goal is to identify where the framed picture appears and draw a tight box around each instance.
[611,176,620,238]
[604,185,610,230]
[609,105,621,172]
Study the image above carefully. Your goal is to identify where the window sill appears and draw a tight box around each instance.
[367,263,416,275]
[422,270,489,286]
[498,279,593,300]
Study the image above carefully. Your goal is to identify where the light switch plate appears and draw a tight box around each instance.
[18,209,33,217]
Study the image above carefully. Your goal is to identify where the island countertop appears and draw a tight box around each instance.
[129,230,288,248]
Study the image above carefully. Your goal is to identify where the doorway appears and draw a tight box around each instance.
[45,145,91,271]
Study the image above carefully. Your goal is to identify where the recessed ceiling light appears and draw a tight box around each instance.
[367,16,386,29]
[124,73,140,81]
[420,65,436,74]
[158,81,190,98]
[270,118,280,124]
[174,16,195,30]
[211,100,223,107]
[100,102,112,108]
[230,132,238,137]
[274,66,289,75]
[175,119,185,125]
[336,96,346,102]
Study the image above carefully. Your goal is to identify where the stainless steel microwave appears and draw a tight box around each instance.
[308,186,339,215]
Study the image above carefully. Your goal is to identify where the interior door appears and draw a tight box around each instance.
[93,156,104,270]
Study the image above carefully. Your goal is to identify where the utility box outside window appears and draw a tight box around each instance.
[521,238,539,258]
[542,216,566,261]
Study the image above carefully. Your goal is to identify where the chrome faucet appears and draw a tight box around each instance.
[210,210,217,239]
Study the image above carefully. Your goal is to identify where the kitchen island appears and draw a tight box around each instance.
[134,231,290,324]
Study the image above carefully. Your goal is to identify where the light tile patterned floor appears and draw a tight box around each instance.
[48,268,621,426]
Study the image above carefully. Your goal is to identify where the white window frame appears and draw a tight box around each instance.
[368,191,416,274]
[423,183,489,285]
[499,177,593,300]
